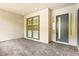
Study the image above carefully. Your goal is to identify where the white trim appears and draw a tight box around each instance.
[54,41,69,45]
[24,37,49,44]
[53,40,77,46]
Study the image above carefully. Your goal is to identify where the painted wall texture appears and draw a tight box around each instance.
[0,10,24,41]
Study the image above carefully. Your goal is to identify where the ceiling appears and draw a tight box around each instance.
[0,3,76,16]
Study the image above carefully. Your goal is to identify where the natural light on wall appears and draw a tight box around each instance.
[53,22,55,30]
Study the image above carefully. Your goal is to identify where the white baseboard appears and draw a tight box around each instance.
[53,40,77,47]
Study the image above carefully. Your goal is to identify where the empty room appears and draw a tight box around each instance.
[0,3,79,56]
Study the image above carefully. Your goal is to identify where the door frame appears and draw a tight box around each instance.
[77,9,79,45]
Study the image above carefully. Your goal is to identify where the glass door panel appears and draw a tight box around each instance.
[27,30,32,37]
[33,25,39,39]
[27,18,32,25]
[27,18,32,38]
[33,31,38,38]
[58,17,61,39]
[33,16,39,39]
[33,16,39,25]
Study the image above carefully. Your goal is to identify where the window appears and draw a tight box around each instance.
[27,18,32,38]
[26,16,40,39]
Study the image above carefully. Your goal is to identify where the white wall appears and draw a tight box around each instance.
[24,4,79,46]
[24,8,50,43]
[0,10,24,41]
[52,5,78,46]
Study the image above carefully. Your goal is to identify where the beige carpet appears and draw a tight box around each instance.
[0,38,78,56]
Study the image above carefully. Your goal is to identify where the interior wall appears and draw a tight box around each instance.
[0,10,24,41]
[51,5,77,46]
[24,4,79,46]
[24,8,50,43]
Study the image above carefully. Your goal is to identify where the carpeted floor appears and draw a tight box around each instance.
[0,38,79,56]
